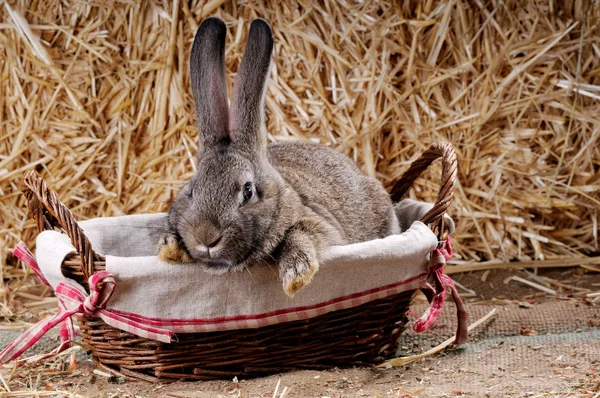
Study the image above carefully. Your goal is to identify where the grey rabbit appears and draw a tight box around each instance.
[158,17,401,297]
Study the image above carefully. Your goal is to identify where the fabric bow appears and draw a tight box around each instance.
[410,238,469,345]
[0,243,175,365]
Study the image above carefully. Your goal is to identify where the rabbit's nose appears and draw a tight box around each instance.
[196,221,223,250]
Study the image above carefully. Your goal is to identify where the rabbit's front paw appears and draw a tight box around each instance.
[276,217,327,297]
[157,233,194,264]
[280,250,319,298]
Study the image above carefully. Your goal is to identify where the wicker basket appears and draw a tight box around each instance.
[19,142,457,382]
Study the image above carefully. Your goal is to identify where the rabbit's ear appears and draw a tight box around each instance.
[230,19,273,156]
[190,17,230,149]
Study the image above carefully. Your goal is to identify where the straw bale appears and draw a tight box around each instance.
[0,1,599,316]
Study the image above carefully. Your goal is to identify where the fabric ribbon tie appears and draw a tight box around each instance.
[1,245,175,365]
[411,238,469,345]
[13,241,50,286]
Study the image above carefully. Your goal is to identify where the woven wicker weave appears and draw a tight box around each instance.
[20,142,457,382]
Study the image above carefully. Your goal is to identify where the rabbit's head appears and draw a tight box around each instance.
[168,18,284,274]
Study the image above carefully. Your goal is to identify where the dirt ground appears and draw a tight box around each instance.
[1,268,599,397]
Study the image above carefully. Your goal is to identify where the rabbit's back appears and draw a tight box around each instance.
[267,142,399,245]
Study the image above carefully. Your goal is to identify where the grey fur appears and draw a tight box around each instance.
[190,17,230,150]
[230,19,273,156]
[163,18,400,295]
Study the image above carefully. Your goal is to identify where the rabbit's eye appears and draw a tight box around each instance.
[242,182,253,203]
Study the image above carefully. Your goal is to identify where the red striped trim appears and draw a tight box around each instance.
[105,272,427,329]
[13,242,50,286]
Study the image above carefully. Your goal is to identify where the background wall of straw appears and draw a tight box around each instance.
[1,0,599,315]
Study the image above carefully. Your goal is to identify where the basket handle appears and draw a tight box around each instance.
[390,142,458,227]
[20,171,96,282]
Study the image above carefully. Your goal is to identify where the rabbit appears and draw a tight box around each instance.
[158,17,401,297]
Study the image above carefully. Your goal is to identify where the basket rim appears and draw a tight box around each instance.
[34,219,438,332]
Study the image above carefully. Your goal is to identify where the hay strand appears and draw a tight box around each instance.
[377,308,497,368]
